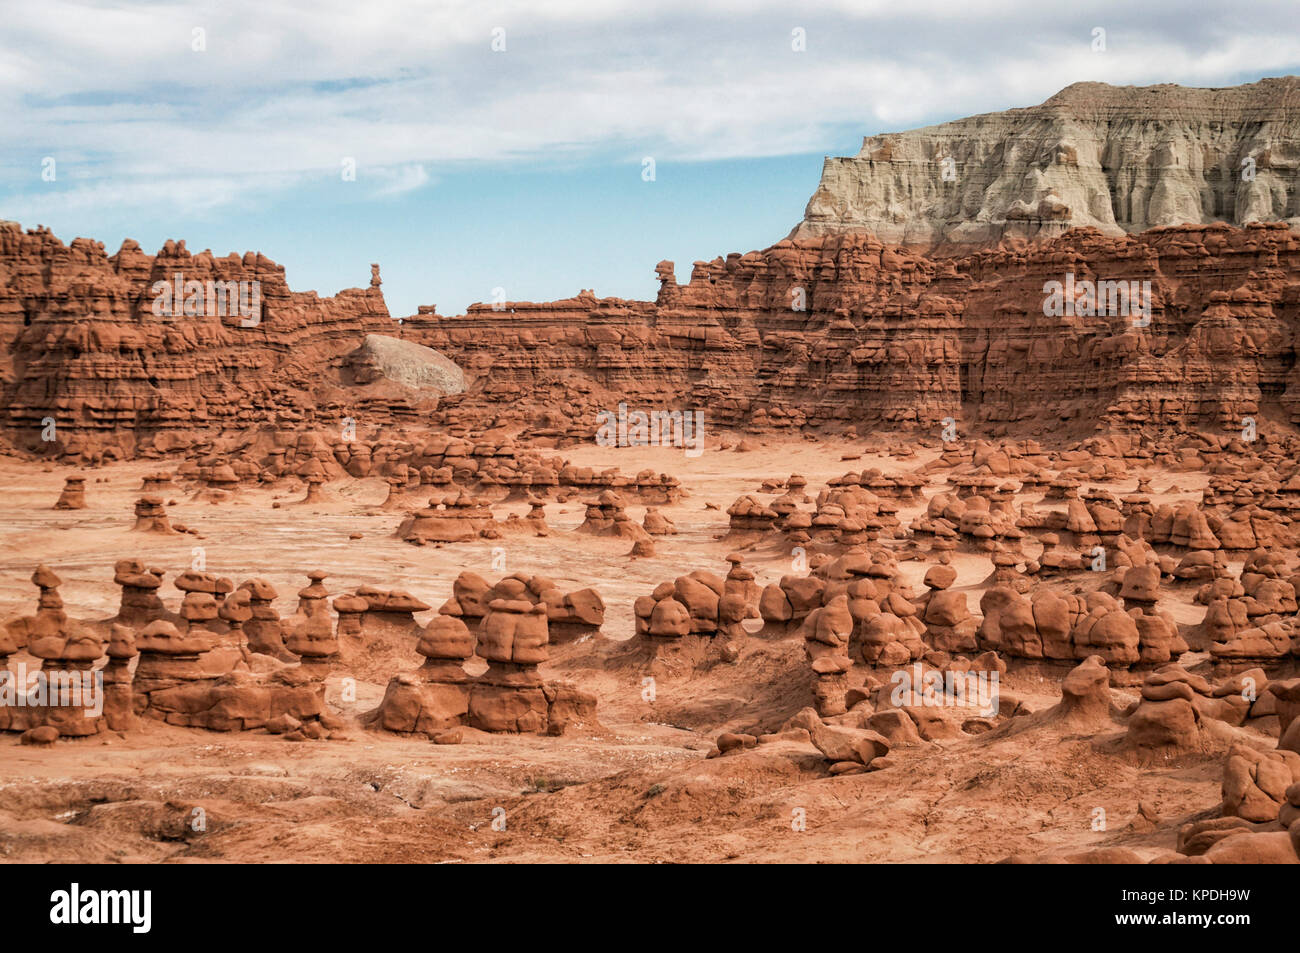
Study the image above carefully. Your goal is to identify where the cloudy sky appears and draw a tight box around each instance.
[5,0,1300,315]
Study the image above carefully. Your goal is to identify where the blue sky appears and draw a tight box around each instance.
[5,1,1300,316]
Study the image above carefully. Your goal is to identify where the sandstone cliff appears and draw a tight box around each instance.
[0,221,395,458]
[402,222,1300,438]
[5,217,1300,460]
[793,78,1300,245]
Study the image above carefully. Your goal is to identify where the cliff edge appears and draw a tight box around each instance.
[793,77,1300,245]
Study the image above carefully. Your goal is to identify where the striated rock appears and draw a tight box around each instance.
[53,476,86,509]
[793,78,1300,244]
[282,572,340,672]
[397,216,1300,438]
[132,496,176,534]
[371,580,600,736]
[113,560,167,627]
[1,567,105,737]
[397,491,496,544]
[239,578,290,659]
[0,223,392,459]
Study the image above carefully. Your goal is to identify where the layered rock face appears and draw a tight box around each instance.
[0,222,394,457]
[404,222,1300,433]
[9,75,1300,457]
[793,78,1300,245]
[7,217,1300,450]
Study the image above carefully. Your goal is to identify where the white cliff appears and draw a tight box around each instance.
[793,77,1300,245]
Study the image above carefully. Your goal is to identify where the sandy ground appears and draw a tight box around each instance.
[0,440,1265,863]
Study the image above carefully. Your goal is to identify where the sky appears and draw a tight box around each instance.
[4,0,1300,317]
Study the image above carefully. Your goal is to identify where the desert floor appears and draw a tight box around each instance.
[0,439,1258,863]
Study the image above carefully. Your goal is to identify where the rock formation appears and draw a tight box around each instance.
[53,476,86,509]
[343,333,465,394]
[398,491,497,544]
[793,78,1300,245]
[1221,744,1300,822]
[132,496,176,533]
[399,221,1300,436]
[0,223,394,459]
[113,560,168,626]
[370,574,599,736]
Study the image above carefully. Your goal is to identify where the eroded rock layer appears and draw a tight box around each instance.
[5,219,1300,457]
[793,78,1300,244]
[402,222,1300,435]
[0,222,394,458]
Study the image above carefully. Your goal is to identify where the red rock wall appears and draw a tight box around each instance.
[4,218,1299,458]
[0,222,393,457]
[403,222,1300,436]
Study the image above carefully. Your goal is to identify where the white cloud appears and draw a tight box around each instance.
[370,163,432,197]
[3,0,1299,218]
